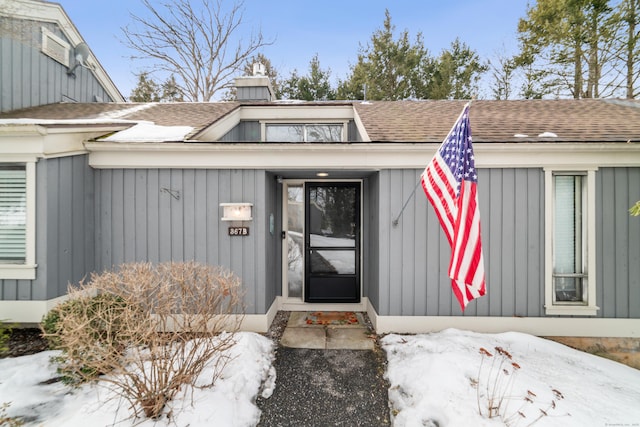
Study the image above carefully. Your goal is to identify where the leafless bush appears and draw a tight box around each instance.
[475,347,567,426]
[42,262,244,419]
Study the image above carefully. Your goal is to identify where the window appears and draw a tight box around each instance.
[0,163,36,279]
[553,174,585,303]
[544,169,598,315]
[265,124,343,142]
[0,166,26,262]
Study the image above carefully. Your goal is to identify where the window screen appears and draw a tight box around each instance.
[553,174,585,303]
[0,166,27,262]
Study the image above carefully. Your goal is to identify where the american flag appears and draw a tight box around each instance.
[421,104,486,310]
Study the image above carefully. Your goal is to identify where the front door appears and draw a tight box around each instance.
[305,182,360,303]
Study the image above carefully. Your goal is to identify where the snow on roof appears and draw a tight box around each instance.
[100,122,194,142]
[96,103,156,119]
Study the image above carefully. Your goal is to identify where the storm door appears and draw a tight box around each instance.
[305,183,360,303]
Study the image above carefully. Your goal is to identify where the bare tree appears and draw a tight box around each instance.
[487,47,518,100]
[122,0,272,101]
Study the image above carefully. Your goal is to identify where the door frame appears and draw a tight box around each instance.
[281,179,363,305]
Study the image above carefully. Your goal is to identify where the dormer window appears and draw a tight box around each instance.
[265,124,344,142]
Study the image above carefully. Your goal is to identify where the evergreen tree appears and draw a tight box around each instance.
[516,0,618,98]
[428,38,488,99]
[130,72,185,102]
[280,54,336,101]
[336,10,433,100]
[161,75,184,102]
[130,72,161,102]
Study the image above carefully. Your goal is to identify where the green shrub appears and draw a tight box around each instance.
[0,322,13,355]
[41,293,134,383]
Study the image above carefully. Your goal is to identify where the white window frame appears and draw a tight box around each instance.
[262,121,347,142]
[544,167,598,316]
[0,161,37,280]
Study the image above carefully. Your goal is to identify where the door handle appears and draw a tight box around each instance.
[281,231,286,240]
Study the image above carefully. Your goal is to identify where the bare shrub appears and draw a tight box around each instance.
[42,262,244,419]
[475,347,567,426]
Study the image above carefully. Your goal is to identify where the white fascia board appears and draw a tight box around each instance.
[475,143,640,168]
[194,108,242,141]
[238,105,354,121]
[0,125,128,157]
[352,108,371,142]
[86,142,640,169]
[0,0,124,102]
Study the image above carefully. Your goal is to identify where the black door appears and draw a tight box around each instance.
[305,183,360,303]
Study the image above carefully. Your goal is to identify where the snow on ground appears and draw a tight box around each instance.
[382,329,640,427]
[2,328,640,426]
[0,332,275,427]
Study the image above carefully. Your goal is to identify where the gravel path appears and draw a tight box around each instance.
[257,312,391,426]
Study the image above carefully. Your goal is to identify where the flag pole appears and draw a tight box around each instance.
[391,100,472,227]
[392,179,422,226]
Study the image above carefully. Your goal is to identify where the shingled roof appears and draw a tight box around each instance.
[0,102,240,129]
[354,99,640,143]
[2,99,639,144]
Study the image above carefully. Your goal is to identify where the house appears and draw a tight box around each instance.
[1,73,639,341]
[0,0,123,113]
[0,2,638,340]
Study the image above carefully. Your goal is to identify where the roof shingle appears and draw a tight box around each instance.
[2,99,639,144]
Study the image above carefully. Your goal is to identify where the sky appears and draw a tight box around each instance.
[56,0,532,99]
[2,329,639,425]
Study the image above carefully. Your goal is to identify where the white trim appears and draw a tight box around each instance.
[352,108,371,142]
[196,108,241,141]
[238,299,280,333]
[0,294,68,324]
[1,296,281,332]
[85,142,640,170]
[366,304,640,338]
[0,125,127,158]
[544,168,599,316]
[25,161,36,268]
[0,264,36,280]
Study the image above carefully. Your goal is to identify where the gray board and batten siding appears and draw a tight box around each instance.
[597,167,640,318]
[0,17,116,113]
[93,168,274,315]
[0,155,95,302]
[1,158,638,321]
[373,167,640,319]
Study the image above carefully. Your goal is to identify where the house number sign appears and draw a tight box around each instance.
[228,226,249,236]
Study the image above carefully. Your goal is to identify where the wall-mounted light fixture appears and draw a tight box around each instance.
[220,203,253,221]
